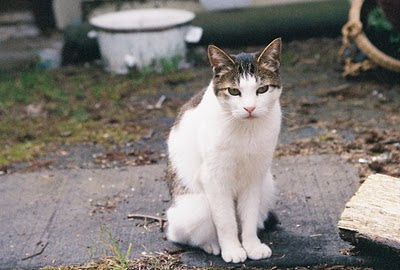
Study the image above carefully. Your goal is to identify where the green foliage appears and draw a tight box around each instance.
[367,7,400,55]
[99,225,133,270]
[137,55,183,75]
[0,70,60,106]
[159,55,182,74]
[72,107,89,122]
[368,7,393,32]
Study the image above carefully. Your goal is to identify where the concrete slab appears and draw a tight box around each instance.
[0,165,174,269]
[0,155,393,269]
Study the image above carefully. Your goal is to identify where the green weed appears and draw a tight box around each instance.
[159,55,182,74]
[99,225,133,270]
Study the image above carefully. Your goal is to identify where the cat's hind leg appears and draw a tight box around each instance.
[166,193,220,255]
[257,169,277,230]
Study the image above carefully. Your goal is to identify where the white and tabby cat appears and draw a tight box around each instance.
[166,38,282,263]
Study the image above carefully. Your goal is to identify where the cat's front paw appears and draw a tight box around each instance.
[221,246,247,263]
[243,243,272,260]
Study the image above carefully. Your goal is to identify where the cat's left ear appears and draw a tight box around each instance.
[257,38,282,72]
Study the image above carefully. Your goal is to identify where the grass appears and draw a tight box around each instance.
[40,225,184,270]
[98,225,133,270]
[0,66,198,167]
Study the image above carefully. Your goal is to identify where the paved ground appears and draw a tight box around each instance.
[0,164,172,268]
[2,154,397,269]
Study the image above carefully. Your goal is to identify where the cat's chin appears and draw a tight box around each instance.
[231,113,259,120]
[232,115,256,121]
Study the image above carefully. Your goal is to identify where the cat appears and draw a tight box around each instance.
[166,38,282,263]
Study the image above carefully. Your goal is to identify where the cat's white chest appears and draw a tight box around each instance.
[200,119,276,189]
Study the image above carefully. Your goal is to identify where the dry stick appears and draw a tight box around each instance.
[164,247,187,255]
[21,242,48,261]
[127,214,167,230]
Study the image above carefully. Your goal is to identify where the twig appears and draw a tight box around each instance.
[21,242,48,261]
[164,247,187,255]
[382,139,400,145]
[155,95,166,109]
[127,214,167,230]
[325,83,351,96]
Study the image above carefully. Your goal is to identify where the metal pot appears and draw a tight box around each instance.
[90,9,202,74]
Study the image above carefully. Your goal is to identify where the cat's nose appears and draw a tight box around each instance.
[244,106,256,114]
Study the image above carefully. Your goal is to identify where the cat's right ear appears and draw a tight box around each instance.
[208,45,235,75]
[257,38,282,72]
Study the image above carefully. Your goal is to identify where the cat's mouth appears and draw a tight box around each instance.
[246,115,256,119]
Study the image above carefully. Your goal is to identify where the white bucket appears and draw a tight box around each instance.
[90,9,201,74]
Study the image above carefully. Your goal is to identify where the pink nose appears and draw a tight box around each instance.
[244,106,256,114]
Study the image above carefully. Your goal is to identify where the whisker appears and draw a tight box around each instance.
[281,115,297,124]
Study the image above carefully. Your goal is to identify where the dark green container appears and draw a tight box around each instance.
[193,0,350,46]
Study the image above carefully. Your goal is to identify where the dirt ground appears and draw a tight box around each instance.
[1,37,399,184]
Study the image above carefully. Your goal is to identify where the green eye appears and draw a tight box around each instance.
[227,88,241,96]
[256,86,269,94]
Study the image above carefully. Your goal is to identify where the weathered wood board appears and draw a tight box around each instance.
[338,174,400,255]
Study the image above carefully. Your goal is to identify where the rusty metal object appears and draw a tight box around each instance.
[339,0,400,76]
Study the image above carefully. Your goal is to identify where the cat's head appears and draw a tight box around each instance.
[208,38,282,120]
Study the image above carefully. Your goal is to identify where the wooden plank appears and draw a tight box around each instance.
[338,174,400,255]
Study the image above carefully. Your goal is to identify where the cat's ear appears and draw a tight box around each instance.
[257,38,282,72]
[208,45,235,75]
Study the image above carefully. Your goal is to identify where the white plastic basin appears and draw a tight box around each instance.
[90,9,197,74]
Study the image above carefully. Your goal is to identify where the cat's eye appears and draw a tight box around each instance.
[227,88,241,96]
[256,86,269,95]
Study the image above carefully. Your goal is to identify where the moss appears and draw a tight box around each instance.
[0,64,206,167]
[0,117,143,166]
[0,142,44,166]
[0,66,203,166]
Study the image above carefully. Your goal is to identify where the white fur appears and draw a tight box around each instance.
[166,75,281,263]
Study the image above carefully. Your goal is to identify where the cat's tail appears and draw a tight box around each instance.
[166,193,220,255]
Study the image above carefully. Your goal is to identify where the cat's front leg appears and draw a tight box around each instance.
[201,164,247,263]
[238,181,272,260]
